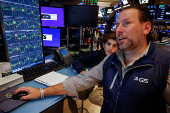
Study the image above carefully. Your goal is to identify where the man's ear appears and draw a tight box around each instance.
[143,22,151,35]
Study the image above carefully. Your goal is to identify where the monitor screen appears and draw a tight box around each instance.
[64,5,99,27]
[0,0,44,73]
[41,6,65,27]
[69,29,80,44]
[59,48,68,56]
[100,24,106,33]
[115,12,120,23]
[157,4,170,20]
[146,5,156,20]
[42,28,61,47]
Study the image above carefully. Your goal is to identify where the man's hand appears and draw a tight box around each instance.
[14,87,40,100]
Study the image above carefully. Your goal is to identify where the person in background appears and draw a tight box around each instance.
[72,32,119,107]
[153,28,158,41]
[158,26,168,41]
[167,32,170,38]
[72,32,118,74]
[94,28,102,50]
[87,37,91,45]
[84,27,92,44]
[14,6,170,113]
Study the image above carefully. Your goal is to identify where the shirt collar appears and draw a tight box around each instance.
[116,42,151,68]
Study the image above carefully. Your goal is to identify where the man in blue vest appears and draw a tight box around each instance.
[15,6,170,113]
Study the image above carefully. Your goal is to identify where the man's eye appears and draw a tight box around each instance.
[124,22,129,26]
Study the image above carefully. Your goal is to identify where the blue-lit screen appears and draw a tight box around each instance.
[42,28,60,47]
[59,48,68,56]
[115,12,120,23]
[146,5,156,20]
[157,4,170,20]
[0,0,44,73]
[100,25,105,33]
[41,6,65,27]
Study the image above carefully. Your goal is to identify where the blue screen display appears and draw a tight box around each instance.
[59,49,68,56]
[146,5,156,20]
[115,12,120,23]
[157,4,170,20]
[0,0,44,73]
[41,7,65,27]
[42,28,60,47]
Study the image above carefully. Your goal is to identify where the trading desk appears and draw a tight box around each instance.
[7,66,78,113]
[1,54,79,113]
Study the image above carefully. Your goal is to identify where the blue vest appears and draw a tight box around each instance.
[101,43,170,113]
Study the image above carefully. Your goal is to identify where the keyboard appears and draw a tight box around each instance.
[17,62,63,81]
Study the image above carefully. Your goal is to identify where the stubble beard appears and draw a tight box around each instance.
[119,31,142,51]
[118,37,134,51]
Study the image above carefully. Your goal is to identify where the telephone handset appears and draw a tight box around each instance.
[52,49,64,66]
[52,47,73,68]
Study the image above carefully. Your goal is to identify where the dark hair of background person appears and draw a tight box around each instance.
[120,6,155,42]
[100,32,118,56]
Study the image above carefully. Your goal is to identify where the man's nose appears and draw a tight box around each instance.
[116,24,124,34]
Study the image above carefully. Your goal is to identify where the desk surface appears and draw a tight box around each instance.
[9,66,78,113]
[1,53,80,113]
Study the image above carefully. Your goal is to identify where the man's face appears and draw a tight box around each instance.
[116,8,147,51]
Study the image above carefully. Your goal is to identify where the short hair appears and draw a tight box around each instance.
[100,32,118,56]
[121,6,155,42]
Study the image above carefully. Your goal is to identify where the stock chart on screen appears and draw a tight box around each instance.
[0,0,43,73]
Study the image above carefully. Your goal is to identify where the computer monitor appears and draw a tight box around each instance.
[115,12,120,23]
[69,29,80,44]
[64,5,99,27]
[42,28,61,47]
[41,6,65,27]
[100,24,106,33]
[0,0,44,73]
[146,5,157,20]
[157,4,170,20]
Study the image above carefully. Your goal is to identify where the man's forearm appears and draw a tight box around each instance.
[43,83,67,96]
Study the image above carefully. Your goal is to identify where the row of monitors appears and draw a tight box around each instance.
[146,4,170,20]
[41,5,98,27]
[0,4,99,28]
[42,28,80,47]
[0,1,72,73]
[114,4,170,21]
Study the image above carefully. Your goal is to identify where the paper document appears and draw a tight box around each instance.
[35,71,69,86]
